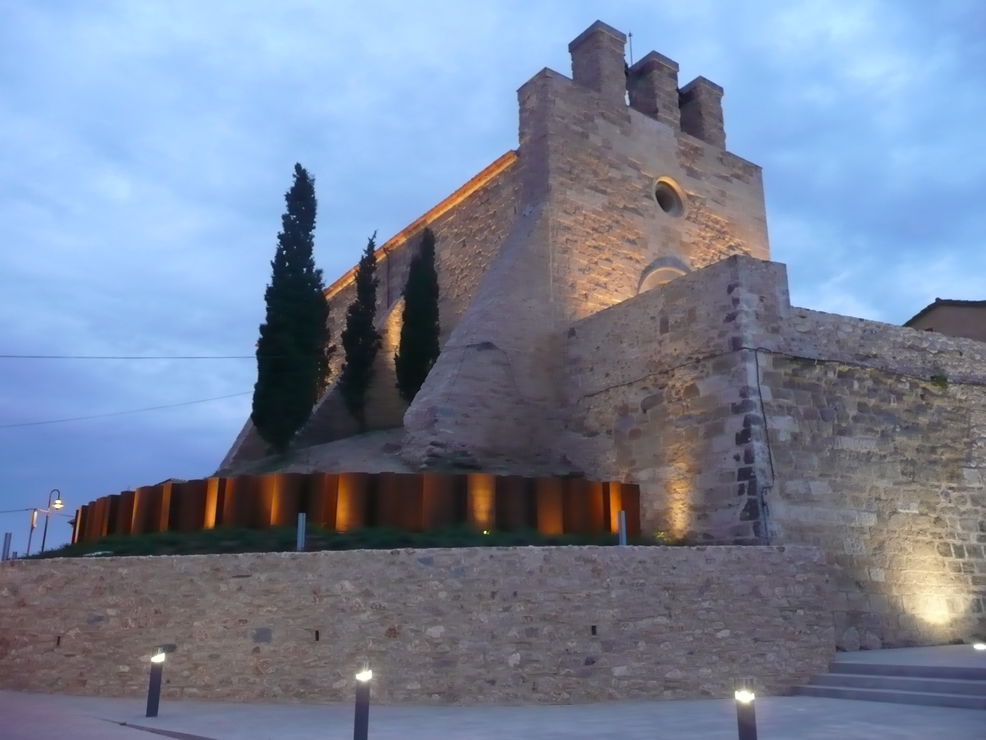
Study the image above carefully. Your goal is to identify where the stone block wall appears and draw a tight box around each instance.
[566,253,986,648]
[761,353,986,649]
[530,56,768,323]
[565,257,786,543]
[0,546,834,703]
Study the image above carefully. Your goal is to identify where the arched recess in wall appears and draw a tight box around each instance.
[637,256,690,294]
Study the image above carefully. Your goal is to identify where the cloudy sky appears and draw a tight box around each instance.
[1,0,983,551]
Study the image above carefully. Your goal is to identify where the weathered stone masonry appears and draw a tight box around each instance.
[565,254,986,648]
[0,547,834,703]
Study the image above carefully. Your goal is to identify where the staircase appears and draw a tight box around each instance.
[795,647,986,710]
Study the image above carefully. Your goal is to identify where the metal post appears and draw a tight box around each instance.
[25,509,37,556]
[296,512,307,552]
[618,510,628,546]
[353,680,370,740]
[41,489,62,553]
[40,512,51,553]
[2,532,11,561]
[146,661,164,717]
[736,696,757,740]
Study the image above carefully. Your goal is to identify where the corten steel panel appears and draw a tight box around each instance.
[131,486,158,535]
[171,480,207,533]
[308,473,339,529]
[269,473,305,528]
[621,484,641,537]
[421,473,456,530]
[375,473,407,529]
[75,505,89,543]
[245,476,270,529]
[222,476,259,528]
[203,478,221,529]
[563,479,606,535]
[466,473,496,531]
[158,482,173,532]
[114,491,135,537]
[90,496,109,540]
[605,482,621,534]
[399,474,425,530]
[215,477,232,527]
[105,495,121,537]
[71,507,82,544]
[256,475,278,528]
[535,478,564,535]
[496,476,533,531]
[336,473,368,532]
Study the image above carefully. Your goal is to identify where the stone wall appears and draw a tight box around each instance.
[566,253,986,648]
[565,256,784,543]
[0,546,834,703]
[761,353,986,649]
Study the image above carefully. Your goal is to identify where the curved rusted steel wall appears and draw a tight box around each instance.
[71,472,640,544]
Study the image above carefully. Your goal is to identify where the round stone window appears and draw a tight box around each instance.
[654,178,684,217]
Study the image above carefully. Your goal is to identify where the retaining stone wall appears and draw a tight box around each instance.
[0,546,834,704]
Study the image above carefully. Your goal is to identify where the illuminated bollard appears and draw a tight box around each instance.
[354,666,372,740]
[145,644,176,718]
[734,688,758,740]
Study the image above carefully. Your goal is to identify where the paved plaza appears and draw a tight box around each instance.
[2,690,984,740]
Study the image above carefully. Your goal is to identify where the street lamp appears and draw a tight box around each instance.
[354,665,372,740]
[40,489,63,553]
[734,685,758,740]
[146,643,177,718]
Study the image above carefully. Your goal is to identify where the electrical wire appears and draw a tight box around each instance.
[0,391,250,429]
[0,354,257,360]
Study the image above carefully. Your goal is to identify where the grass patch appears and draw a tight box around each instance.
[28,526,679,559]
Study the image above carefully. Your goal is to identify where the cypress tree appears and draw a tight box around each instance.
[339,234,382,428]
[395,228,440,402]
[251,163,330,453]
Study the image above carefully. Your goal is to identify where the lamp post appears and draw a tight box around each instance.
[146,644,176,718]
[25,509,38,557]
[40,489,63,553]
[734,687,758,740]
[354,665,372,740]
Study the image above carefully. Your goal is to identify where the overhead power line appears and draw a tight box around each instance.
[0,391,250,429]
[0,354,258,360]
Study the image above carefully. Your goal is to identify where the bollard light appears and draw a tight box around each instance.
[973,642,986,651]
[146,644,176,718]
[734,685,758,740]
[353,665,372,740]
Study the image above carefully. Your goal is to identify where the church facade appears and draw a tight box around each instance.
[223,22,986,650]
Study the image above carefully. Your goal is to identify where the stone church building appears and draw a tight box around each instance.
[223,21,985,650]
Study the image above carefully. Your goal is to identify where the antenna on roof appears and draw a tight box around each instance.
[628,31,634,65]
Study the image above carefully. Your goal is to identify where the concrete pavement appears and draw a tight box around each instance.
[2,690,985,739]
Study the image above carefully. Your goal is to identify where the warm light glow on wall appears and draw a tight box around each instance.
[324,151,518,301]
[666,477,693,541]
[468,474,495,531]
[263,474,281,526]
[203,478,219,529]
[336,474,359,532]
[895,543,973,638]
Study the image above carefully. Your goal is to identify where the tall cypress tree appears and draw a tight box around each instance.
[251,163,330,453]
[339,234,381,428]
[395,228,440,402]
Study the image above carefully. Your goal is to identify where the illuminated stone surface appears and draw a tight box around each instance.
[0,546,833,703]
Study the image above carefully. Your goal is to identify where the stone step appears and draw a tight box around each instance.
[811,672,986,696]
[794,684,986,710]
[831,662,986,682]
